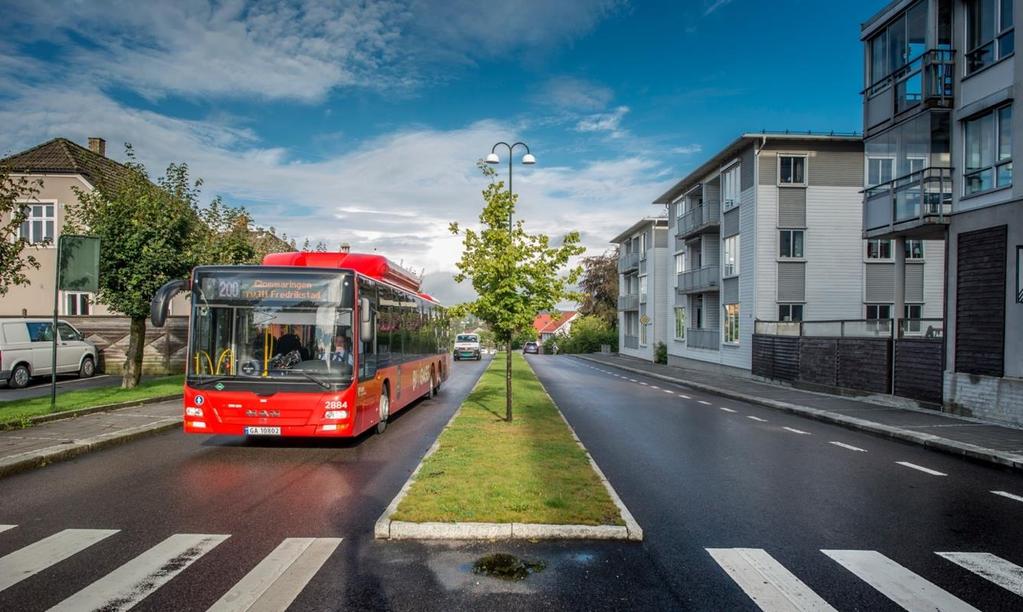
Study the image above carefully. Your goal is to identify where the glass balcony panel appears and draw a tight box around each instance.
[686,328,720,351]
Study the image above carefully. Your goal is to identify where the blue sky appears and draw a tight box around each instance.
[0,0,888,303]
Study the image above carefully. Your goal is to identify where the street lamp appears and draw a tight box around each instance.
[486,141,535,234]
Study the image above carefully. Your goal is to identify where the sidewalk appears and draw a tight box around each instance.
[577,353,1023,471]
[0,399,182,478]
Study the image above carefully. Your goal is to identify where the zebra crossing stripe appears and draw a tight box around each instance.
[49,533,229,612]
[208,537,341,612]
[707,548,837,611]
[937,552,1023,598]
[822,550,980,612]
[0,528,118,593]
[0,525,15,534]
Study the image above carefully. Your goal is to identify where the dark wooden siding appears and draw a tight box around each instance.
[894,338,944,404]
[773,337,800,381]
[837,338,891,394]
[799,338,838,386]
[955,225,1007,377]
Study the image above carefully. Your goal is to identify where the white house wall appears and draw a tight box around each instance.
[803,185,865,320]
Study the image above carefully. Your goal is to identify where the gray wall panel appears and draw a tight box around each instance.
[808,149,863,187]
[722,209,740,237]
[905,263,924,303]
[777,262,806,301]
[740,146,755,190]
[722,277,739,304]
[759,154,777,185]
[778,188,806,227]
[865,263,895,303]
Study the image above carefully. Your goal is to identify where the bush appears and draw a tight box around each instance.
[557,315,618,354]
[655,342,667,364]
[542,337,558,354]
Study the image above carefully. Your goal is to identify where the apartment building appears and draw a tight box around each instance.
[611,218,669,362]
[862,0,1023,425]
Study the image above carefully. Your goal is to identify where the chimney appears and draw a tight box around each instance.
[88,137,106,157]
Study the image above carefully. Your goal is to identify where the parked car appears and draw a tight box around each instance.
[453,333,482,361]
[523,341,539,354]
[0,318,98,388]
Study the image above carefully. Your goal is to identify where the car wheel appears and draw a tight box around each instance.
[376,387,390,434]
[79,356,96,379]
[9,364,30,389]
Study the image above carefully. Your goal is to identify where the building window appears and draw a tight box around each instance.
[778,155,806,185]
[779,230,805,258]
[18,203,55,245]
[904,303,923,332]
[63,292,92,316]
[966,0,1014,75]
[722,164,741,210]
[866,304,893,320]
[965,105,1012,194]
[779,304,804,322]
[639,275,648,300]
[867,239,893,259]
[867,1,928,88]
[867,157,895,186]
[905,240,925,260]
[674,307,686,339]
[723,304,740,344]
[675,253,686,274]
[723,235,740,277]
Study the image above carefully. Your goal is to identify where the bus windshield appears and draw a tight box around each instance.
[189,269,355,387]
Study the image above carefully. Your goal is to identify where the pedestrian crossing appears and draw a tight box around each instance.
[0,525,341,611]
[709,547,1023,611]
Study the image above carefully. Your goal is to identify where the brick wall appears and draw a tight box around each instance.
[944,372,1023,428]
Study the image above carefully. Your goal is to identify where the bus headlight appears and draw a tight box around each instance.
[324,410,348,420]
[186,407,204,417]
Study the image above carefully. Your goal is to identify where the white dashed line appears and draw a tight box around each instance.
[783,427,811,435]
[649,385,660,390]
[719,407,737,413]
[629,379,637,383]
[639,382,648,386]
[896,461,947,476]
[829,441,867,452]
[747,416,768,423]
[663,390,674,395]
[991,490,1023,504]
[697,400,711,406]
[677,394,690,399]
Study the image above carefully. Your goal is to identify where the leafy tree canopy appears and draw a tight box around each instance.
[0,169,42,296]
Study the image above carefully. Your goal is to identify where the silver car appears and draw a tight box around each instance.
[0,318,98,388]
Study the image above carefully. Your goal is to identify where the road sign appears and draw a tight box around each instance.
[52,235,101,410]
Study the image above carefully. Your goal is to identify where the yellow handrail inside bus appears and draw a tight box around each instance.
[215,349,234,375]
[193,351,215,375]
[262,327,274,377]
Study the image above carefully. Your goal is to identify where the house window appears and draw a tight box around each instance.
[640,315,648,345]
[905,240,925,260]
[779,155,806,185]
[964,105,1012,194]
[867,239,893,259]
[723,304,740,344]
[904,303,923,332]
[63,292,92,316]
[779,304,804,322]
[675,253,686,274]
[674,307,686,339]
[867,157,895,186]
[18,203,55,245]
[867,1,928,87]
[723,235,740,277]
[966,0,1014,75]
[866,304,893,320]
[779,230,805,258]
[722,164,741,210]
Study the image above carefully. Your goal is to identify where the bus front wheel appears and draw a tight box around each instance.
[376,387,390,434]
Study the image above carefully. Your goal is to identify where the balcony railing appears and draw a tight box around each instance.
[863,167,952,237]
[755,318,943,340]
[623,335,639,349]
[686,328,720,350]
[865,50,954,126]
[618,294,639,311]
[677,266,719,294]
[676,200,721,239]
[618,252,640,273]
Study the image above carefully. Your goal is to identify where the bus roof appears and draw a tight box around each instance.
[261,251,424,294]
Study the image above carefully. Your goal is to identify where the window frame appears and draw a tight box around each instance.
[778,303,804,322]
[721,162,741,210]
[723,235,740,278]
[963,104,1013,196]
[62,292,93,316]
[778,154,808,186]
[674,307,686,340]
[865,303,893,320]
[17,200,58,246]
[723,303,740,345]
[867,239,894,260]
[779,229,806,259]
[905,239,925,260]
[966,0,1015,76]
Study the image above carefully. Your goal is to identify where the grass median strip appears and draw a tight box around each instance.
[392,353,623,526]
[0,375,184,428]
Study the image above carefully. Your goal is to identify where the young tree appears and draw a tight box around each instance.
[0,169,43,296]
[68,147,201,389]
[450,163,584,421]
[578,247,619,328]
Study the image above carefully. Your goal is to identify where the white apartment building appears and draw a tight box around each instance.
[611,218,669,362]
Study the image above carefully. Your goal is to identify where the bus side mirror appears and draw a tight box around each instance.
[360,297,374,342]
[151,279,187,327]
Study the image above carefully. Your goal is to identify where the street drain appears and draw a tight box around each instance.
[472,553,547,581]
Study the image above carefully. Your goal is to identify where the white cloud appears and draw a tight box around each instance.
[575,106,630,137]
[536,77,615,112]
[704,0,734,16]
[670,144,703,155]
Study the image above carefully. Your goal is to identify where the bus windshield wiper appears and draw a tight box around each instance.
[191,375,231,388]
[273,369,330,389]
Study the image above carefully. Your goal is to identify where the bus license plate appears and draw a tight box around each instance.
[245,426,281,436]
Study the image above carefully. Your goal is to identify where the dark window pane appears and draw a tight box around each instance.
[937,0,953,48]
[780,156,792,182]
[888,14,907,73]
[1001,0,1013,30]
[999,106,1012,161]
[794,157,805,183]
[997,161,1013,186]
[780,231,791,257]
[907,2,927,59]
[871,33,887,84]
[793,231,804,258]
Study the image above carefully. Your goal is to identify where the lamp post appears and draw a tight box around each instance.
[485,142,535,422]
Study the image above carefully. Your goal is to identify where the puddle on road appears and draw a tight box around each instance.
[472,553,547,581]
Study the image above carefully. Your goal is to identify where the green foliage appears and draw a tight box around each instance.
[557,315,617,354]
[542,336,558,354]
[0,169,43,296]
[510,329,538,350]
[578,247,619,328]
[655,341,668,364]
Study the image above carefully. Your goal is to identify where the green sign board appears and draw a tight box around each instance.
[58,235,100,293]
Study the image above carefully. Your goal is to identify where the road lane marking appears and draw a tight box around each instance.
[719,407,737,413]
[629,379,637,382]
[991,490,1023,504]
[663,390,674,394]
[937,552,1023,597]
[50,533,229,612]
[707,548,837,611]
[783,427,811,435]
[829,442,867,452]
[0,529,119,593]
[747,416,768,422]
[823,550,980,612]
[209,537,342,612]
[895,461,947,476]
[0,525,14,534]
[677,394,690,399]
[698,400,711,406]
[639,382,648,386]
[649,385,659,390]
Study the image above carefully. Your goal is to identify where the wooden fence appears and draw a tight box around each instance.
[64,316,189,375]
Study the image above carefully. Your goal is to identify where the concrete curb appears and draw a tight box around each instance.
[1,394,182,430]
[576,355,1023,472]
[0,417,183,479]
[375,357,643,541]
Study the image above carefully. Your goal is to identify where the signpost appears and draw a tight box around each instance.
[51,235,100,411]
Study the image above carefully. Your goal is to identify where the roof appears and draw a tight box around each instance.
[538,310,578,334]
[861,0,913,37]
[610,217,669,244]
[652,132,862,205]
[0,138,133,195]
[262,251,424,295]
[533,312,554,334]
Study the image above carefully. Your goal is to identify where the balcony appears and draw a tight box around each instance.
[623,335,639,350]
[618,252,640,273]
[686,328,720,351]
[677,266,719,294]
[676,200,720,240]
[863,167,952,240]
[618,294,639,311]
[864,50,955,134]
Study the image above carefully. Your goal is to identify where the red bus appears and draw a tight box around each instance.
[150,251,451,437]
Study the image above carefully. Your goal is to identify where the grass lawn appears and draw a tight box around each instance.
[392,352,623,526]
[0,375,184,428]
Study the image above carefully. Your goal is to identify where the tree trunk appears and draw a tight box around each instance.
[506,338,513,422]
[122,316,146,389]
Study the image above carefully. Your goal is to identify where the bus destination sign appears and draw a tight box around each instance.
[200,273,343,305]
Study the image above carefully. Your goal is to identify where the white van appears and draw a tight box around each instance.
[0,318,98,388]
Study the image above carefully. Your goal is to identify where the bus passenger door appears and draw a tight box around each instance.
[357,284,380,431]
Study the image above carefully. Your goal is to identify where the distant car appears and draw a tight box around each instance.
[523,341,539,354]
[0,318,98,389]
[453,333,482,361]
